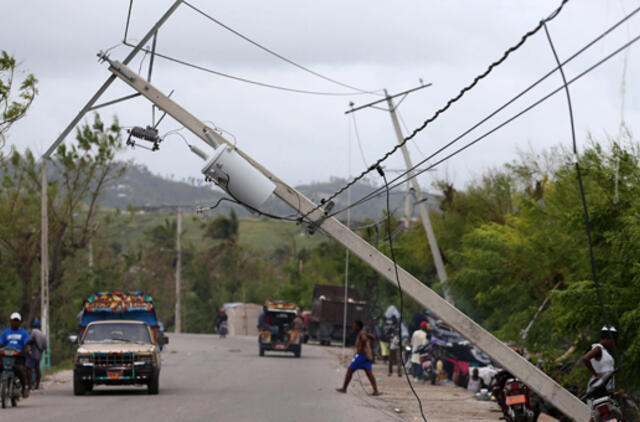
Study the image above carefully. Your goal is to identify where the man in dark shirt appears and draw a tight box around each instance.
[215,308,228,333]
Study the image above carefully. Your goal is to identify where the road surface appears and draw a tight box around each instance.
[11,334,397,422]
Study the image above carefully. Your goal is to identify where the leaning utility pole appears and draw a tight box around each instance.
[39,0,183,361]
[101,59,587,420]
[175,209,182,333]
[346,84,452,304]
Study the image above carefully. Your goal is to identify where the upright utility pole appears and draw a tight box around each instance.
[175,209,182,334]
[40,0,182,352]
[40,162,49,368]
[383,89,452,303]
[346,84,452,304]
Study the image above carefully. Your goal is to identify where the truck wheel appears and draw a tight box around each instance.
[73,371,88,396]
[259,347,265,357]
[147,373,159,395]
[294,349,301,358]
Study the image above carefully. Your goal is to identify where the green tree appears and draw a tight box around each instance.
[0,50,38,140]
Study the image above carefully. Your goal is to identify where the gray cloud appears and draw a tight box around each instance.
[1,0,638,194]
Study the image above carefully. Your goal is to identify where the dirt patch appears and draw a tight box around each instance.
[42,369,73,388]
[329,347,558,422]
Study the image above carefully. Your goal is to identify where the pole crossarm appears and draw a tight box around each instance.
[42,0,183,159]
[103,60,588,421]
[38,0,183,374]
[345,83,432,115]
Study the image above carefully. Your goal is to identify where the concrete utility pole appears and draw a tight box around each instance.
[383,89,452,304]
[39,0,183,363]
[175,209,182,334]
[40,162,49,368]
[346,84,452,304]
[102,60,587,420]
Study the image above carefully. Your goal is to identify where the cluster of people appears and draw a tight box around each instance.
[336,313,433,396]
[0,312,48,398]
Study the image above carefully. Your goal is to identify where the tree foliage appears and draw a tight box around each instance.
[0,50,38,141]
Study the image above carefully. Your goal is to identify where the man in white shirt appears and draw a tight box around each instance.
[410,321,429,381]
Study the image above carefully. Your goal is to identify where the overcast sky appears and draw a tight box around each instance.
[2,0,638,195]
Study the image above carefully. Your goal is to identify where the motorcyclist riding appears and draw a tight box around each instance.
[215,308,228,333]
[0,313,31,398]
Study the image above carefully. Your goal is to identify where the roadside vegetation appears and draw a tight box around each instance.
[1,49,638,396]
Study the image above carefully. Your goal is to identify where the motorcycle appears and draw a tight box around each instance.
[411,343,439,385]
[490,370,539,422]
[581,370,623,422]
[218,321,228,338]
[0,347,22,409]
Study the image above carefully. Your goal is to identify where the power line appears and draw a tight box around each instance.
[397,109,428,163]
[182,0,382,96]
[378,167,428,422]
[121,42,375,97]
[350,112,369,168]
[298,0,571,223]
[324,5,640,218]
[329,31,640,218]
[123,0,133,43]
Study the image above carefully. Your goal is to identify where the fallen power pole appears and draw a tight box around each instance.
[100,58,588,421]
[39,0,183,367]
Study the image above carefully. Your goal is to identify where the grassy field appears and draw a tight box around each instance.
[100,210,328,255]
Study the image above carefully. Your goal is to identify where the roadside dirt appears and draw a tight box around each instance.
[330,347,558,422]
[42,369,73,388]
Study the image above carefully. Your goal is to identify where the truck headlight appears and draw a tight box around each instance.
[75,355,93,365]
[134,354,156,365]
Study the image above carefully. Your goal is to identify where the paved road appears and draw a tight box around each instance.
[10,334,396,422]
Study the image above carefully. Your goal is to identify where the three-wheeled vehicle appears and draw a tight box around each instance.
[258,301,302,358]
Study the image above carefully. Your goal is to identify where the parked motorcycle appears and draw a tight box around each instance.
[581,370,623,422]
[411,343,439,385]
[218,321,228,339]
[0,347,22,408]
[490,370,539,422]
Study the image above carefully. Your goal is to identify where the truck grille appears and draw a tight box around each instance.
[93,353,134,367]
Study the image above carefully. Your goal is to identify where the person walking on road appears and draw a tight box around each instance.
[388,319,402,377]
[410,321,429,381]
[27,319,47,390]
[336,320,381,396]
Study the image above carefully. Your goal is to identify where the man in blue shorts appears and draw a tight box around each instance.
[336,320,381,395]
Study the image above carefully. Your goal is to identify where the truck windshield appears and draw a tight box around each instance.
[83,323,152,344]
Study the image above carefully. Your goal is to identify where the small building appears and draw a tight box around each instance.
[223,303,263,337]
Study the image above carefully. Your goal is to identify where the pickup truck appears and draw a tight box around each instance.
[71,292,168,395]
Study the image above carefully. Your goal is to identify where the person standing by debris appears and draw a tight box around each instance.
[582,325,617,391]
[27,319,47,390]
[466,367,482,393]
[336,320,381,396]
[388,318,402,377]
[378,318,390,362]
[410,321,429,381]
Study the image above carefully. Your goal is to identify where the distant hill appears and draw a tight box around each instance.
[99,163,441,223]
